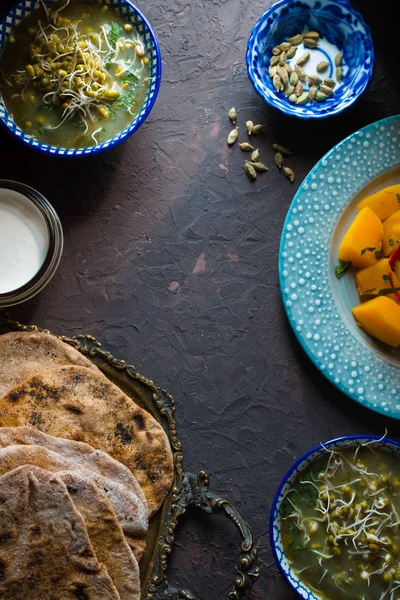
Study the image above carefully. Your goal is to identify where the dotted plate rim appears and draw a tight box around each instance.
[279,114,400,420]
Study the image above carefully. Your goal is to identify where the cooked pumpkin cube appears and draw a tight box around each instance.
[352,296,400,347]
[382,210,400,256]
[358,184,400,221]
[355,258,400,302]
[338,207,383,269]
[395,260,400,282]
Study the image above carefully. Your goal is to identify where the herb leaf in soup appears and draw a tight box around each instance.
[289,522,305,550]
[109,90,135,119]
[0,1,151,149]
[280,440,400,600]
[108,22,122,48]
[120,71,140,85]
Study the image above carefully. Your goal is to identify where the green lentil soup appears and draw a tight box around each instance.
[0,0,151,148]
[280,440,400,600]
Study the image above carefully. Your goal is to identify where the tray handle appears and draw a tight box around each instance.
[164,470,260,600]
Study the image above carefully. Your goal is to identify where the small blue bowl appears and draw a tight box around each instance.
[246,0,374,119]
[0,0,161,156]
[270,435,400,599]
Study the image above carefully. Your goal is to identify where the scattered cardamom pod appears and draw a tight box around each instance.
[296,52,310,66]
[309,85,317,102]
[288,33,303,45]
[278,41,292,51]
[287,47,297,59]
[289,94,298,103]
[252,124,265,135]
[335,51,342,67]
[284,84,295,98]
[279,51,287,66]
[282,166,295,183]
[320,84,334,97]
[273,143,291,156]
[316,61,329,73]
[316,90,329,102]
[304,31,320,40]
[251,148,260,162]
[252,162,269,173]
[270,55,280,66]
[295,64,307,81]
[294,81,303,97]
[228,107,237,124]
[284,63,293,75]
[275,152,283,168]
[269,65,278,78]
[324,78,336,89]
[278,66,289,87]
[336,66,343,82]
[290,71,299,86]
[227,127,239,146]
[239,142,253,152]
[244,162,257,181]
[273,73,283,92]
[271,46,282,56]
[303,38,318,49]
[246,120,254,135]
[296,91,310,105]
[308,74,322,86]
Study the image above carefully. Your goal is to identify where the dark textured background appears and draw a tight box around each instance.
[1,1,400,598]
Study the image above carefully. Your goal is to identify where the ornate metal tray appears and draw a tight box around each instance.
[0,317,260,599]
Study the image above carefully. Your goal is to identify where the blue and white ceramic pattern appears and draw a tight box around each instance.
[270,435,400,599]
[280,115,400,419]
[0,0,161,156]
[246,0,374,119]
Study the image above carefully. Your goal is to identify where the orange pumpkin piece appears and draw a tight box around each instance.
[395,259,400,282]
[352,296,400,347]
[338,207,383,269]
[355,258,400,301]
[382,210,400,256]
[358,184,400,221]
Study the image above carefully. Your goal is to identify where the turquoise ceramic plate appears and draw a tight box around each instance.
[279,115,400,419]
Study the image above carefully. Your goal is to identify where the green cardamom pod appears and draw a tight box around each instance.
[239,142,254,151]
[244,162,257,180]
[228,107,237,124]
[282,166,295,183]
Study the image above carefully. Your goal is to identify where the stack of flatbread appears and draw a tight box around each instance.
[0,331,174,600]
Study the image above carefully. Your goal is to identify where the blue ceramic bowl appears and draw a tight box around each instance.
[246,0,374,119]
[270,435,400,599]
[0,0,161,156]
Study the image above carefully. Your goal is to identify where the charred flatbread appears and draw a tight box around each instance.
[60,471,141,600]
[0,365,174,516]
[0,465,119,600]
[0,425,146,512]
[0,444,148,559]
[0,331,102,398]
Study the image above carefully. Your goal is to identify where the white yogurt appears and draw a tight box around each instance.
[0,188,50,294]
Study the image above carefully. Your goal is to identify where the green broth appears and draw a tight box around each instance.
[281,443,400,600]
[0,1,151,148]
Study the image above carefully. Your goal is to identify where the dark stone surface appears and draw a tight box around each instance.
[0,1,399,598]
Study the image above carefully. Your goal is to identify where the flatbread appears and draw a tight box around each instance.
[60,471,141,600]
[0,331,102,398]
[0,465,119,600]
[0,444,148,560]
[0,365,174,516]
[0,425,147,512]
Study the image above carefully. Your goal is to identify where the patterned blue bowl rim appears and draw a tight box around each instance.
[278,114,400,420]
[269,434,400,598]
[0,0,162,156]
[246,0,375,119]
